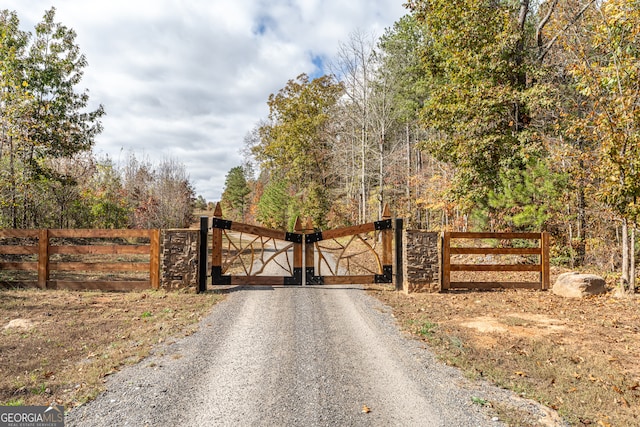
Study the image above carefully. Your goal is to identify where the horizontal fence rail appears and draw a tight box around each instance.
[0,229,160,291]
[442,231,550,291]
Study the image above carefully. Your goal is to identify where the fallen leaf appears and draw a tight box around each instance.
[362,405,371,414]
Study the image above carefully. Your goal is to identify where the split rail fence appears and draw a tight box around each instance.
[442,231,550,290]
[0,229,160,291]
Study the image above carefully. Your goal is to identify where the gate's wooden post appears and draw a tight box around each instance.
[541,231,550,290]
[211,203,223,285]
[37,229,49,289]
[304,217,315,285]
[382,204,392,282]
[293,217,303,285]
[442,232,451,291]
[394,218,404,291]
[198,216,209,293]
[149,229,160,290]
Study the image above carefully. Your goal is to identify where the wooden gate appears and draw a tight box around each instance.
[206,204,397,288]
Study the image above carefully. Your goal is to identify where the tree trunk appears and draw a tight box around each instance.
[621,218,629,293]
[576,173,587,266]
[360,123,366,223]
[631,224,636,293]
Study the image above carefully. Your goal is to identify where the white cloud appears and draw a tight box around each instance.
[3,0,407,201]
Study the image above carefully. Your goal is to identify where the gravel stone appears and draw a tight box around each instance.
[66,285,553,426]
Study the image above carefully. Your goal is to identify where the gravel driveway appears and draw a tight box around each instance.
[66,285,544,426]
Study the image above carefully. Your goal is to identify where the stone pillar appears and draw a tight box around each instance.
[403,230,440,293]
[160,229,199,290]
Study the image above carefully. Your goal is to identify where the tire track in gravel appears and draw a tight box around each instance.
[67,286,505,426]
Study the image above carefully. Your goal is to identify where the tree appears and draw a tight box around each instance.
[194,195,208,211]
[331,30,379,223]
[377,14,436,227]
[0,10,31,228]
[221,166,251,222]
[256,178,291,230]
[122,153,194,229]
[254,73,343,228]
[83,157,130,229]
[563,0,640,292]
[0,8,104,228]
[487,161,568,232]
[406,0,547,212]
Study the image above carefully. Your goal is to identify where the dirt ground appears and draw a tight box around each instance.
[0,289,223,409]
[2,271,639,426]
[369,270,640,427]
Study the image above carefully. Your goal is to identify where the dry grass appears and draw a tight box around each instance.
[0,288,224,409]
[369,275,640,427]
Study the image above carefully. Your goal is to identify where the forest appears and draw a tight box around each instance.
[220,0,640,292]
[1,2,639,292]
[0,8,195,231]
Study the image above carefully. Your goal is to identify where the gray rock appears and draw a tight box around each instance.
[553,272,606,298]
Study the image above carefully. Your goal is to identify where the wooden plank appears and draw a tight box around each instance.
[293,218,302,272]
[448,232,541,239]
[48,229,151,238]
[48,280,151,291]
[0,261,38,270]
[229,222,287,241]
[229,276,286,286]
[38,229,49,289]
[450,264,541,272]
[382,205,392,267]
[319,275,376,285]
[304,218,314,283]
[0,230,39,238]
[449,281,542,290]
[321,223,376,240]
[442,232,450,290]
[50,245,150,255]
[50,262,149,272]
[212,205,222,272]
[0,280,39,289]
[450,247,541,255]
[0,246,38,255]
[149,229,160,289]
[541,232,550,290]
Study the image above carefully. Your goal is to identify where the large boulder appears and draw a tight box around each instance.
[552,272,606,298]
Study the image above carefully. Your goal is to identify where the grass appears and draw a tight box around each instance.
[370,281,640,427]
[0,288,224,409]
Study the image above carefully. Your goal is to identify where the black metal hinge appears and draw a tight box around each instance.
[284,268,303,285]
[374,219,393,230]
[305,232,323,244]
[211,218,232,230]
[211,266,231,285]
[285,232,303,244]
[374,265,393,283]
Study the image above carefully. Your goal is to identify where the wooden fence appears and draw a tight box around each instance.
[442,232,550,290]
[0,229,160,291]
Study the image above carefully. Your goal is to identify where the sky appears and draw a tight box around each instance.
[4,0,408,202]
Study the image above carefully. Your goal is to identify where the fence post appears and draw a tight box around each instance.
[394,218,403,291]
[441,232,451,291]
[292,217,303,285]
[211,203,223,285]
[541,232,550,290]
[304,217,315,286]
[37,229,49,289]
[198,216,209,293]
[149,229,160,290]
[382,205,392,283]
